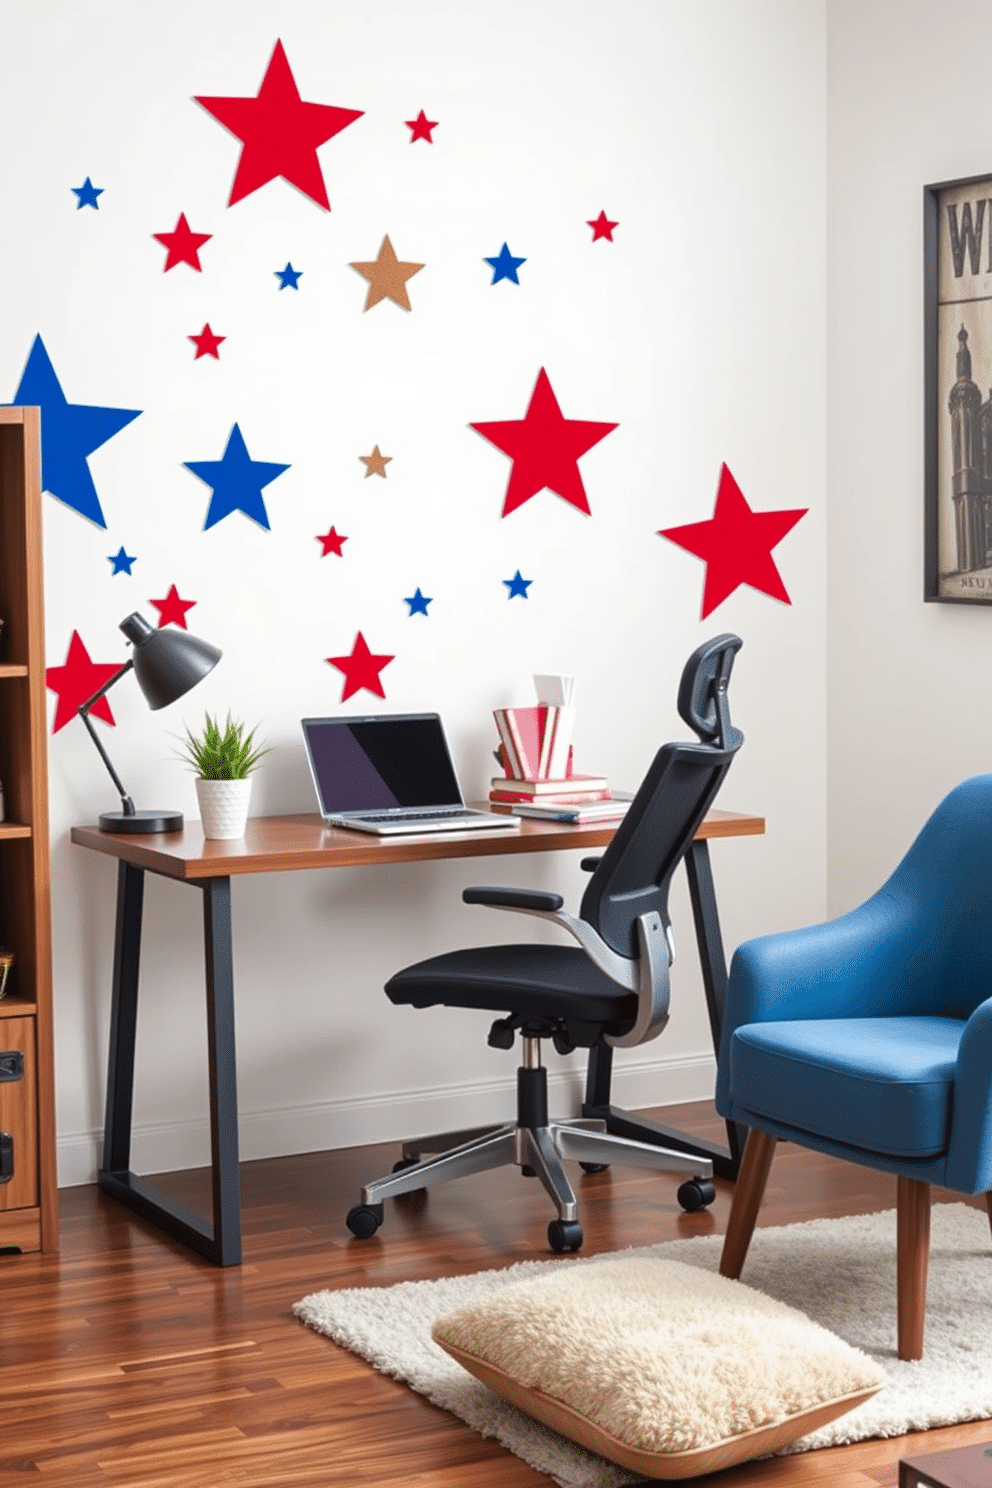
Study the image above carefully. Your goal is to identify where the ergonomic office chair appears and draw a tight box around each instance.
[346,633,745,1252]
[716,774,992,1358]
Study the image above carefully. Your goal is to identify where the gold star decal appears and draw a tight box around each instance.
[350,235,424,311]
[360,445,392,478]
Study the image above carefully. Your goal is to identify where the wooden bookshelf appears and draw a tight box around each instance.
[0,407,57,1252]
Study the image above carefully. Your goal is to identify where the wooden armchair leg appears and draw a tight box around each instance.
[984,1191,992,1245]
[896,1176,931,1361]
[719,1128,777,1280]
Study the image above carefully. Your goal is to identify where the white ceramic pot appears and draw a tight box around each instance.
[195,777,253,840]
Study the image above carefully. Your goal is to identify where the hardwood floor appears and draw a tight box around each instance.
[2,1101,989,1486]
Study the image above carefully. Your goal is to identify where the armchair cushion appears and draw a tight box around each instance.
[727,1017,964,1159]
[432,1255,884,1479]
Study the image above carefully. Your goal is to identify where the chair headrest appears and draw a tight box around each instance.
[677,634,743,751]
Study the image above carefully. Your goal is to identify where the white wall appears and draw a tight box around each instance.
[827,1,992,911]
[0,0,827,1186]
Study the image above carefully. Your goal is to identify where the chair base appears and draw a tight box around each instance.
[347,1040,715,1252]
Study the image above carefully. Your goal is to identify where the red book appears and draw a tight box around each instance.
[490,787,611,804]
[490,773,609,796]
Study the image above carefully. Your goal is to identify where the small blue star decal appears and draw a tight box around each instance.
[503,570,532,599]
[404,588,433,616]
[183,423,290,531]
[485,243,526,285]
[275,263,303,290]
[108,546,136,575]
[72,177,104,210]
[7,334,141,528]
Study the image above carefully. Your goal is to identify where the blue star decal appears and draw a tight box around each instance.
[72,177,104,210]
[503,569,532,599]
[183,423,290,531]
[275,262,303,290]
[485,243,526,285]
[108,546,136,575]
[404,588,433,616]
[7,335,141,528]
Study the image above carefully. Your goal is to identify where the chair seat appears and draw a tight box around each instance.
[728,1016,965,1158]
[386,943,638,1044]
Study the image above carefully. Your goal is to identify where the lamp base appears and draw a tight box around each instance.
[98,809,184,835]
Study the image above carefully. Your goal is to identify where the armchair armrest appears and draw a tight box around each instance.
[945,996,992,1193]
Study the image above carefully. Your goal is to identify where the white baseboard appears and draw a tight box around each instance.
[56,1051,718,1189]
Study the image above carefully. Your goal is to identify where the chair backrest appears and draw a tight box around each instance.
[579,635,744,960]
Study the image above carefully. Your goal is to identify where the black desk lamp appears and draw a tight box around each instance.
[78,611,222,834]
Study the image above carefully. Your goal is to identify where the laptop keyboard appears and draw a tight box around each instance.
[358,808,478,823]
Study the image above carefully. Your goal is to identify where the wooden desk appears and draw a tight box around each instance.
[72,808,764,1265]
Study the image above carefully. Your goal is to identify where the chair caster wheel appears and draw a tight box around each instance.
[677,1179,716,1212]
[346,1203,384,1238]
[392,1156,419,1173]
[579,1162,608,1173]
[548,1219,583,1253]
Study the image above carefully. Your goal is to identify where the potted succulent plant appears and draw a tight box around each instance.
[179,712,268,840]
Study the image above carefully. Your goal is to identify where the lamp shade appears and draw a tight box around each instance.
[120,612,221,710]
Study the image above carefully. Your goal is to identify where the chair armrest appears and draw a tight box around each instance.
[579,856,602,873]
[463,886,564,913]
[945,997,992,1193]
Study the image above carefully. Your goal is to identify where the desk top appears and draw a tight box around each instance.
[71,807,764,883]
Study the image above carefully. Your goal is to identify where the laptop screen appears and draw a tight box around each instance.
[302,714,465,815]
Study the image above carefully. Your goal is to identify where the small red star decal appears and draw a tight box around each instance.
[153,212,212,272]
[405,109,438,142]
[317,525,348,557]
[150,584,197,630]
[195,39,364,210]
[327,631,394,702]
[658,463,808,617]
[189,323,226,359]
[587,211,619,242]
[46,630,122,733]
[470,368,618,517]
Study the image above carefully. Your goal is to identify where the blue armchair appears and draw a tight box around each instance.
[715,775,992,1359]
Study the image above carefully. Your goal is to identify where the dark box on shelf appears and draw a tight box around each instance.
[900,1441,992,1488]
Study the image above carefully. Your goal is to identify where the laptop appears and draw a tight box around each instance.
[302,713,521,835]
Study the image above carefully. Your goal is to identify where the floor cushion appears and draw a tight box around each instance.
[432,1255,885,1479]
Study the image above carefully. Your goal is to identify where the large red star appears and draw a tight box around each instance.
[405,109,438,142]
[587,211,619,242]
[658,464,808,618]
[150,584,197,630]
[46,630,122,734]
[327,631,394,702]
[153,213,212,272]
[317,525,348,557]
[470,368,618,517]
[195,39,364,210]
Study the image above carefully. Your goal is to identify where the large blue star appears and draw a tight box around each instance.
[503,569,532,599]
[72,177,104,209]
[484,243,526,285]
[184,423,290,530]
[275,262,303,290]
[8,335,141,528]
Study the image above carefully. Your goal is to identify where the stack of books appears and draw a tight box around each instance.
[491,676,632,823]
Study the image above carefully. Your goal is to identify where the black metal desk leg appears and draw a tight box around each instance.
[102,861,145,1174]
[98,870,243,1266]
[201,876,242,1266]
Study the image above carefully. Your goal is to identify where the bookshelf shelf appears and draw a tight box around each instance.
[0,407,57,1253]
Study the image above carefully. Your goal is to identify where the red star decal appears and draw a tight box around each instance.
[470,368,618,517]
[195,39,364,210]
[587,211,619,242]
[189,323,226,359]
[658,464,808,618]
[405,109,438,142]
[153,212,212,272]
[46,630,121,734]
[327,631,394,702]
[150,584,197,630]
[317,525,348,557]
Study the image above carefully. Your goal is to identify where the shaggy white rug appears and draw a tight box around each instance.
[294,1203,992,1488]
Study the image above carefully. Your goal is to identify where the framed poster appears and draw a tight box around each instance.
[925,172,992,602]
